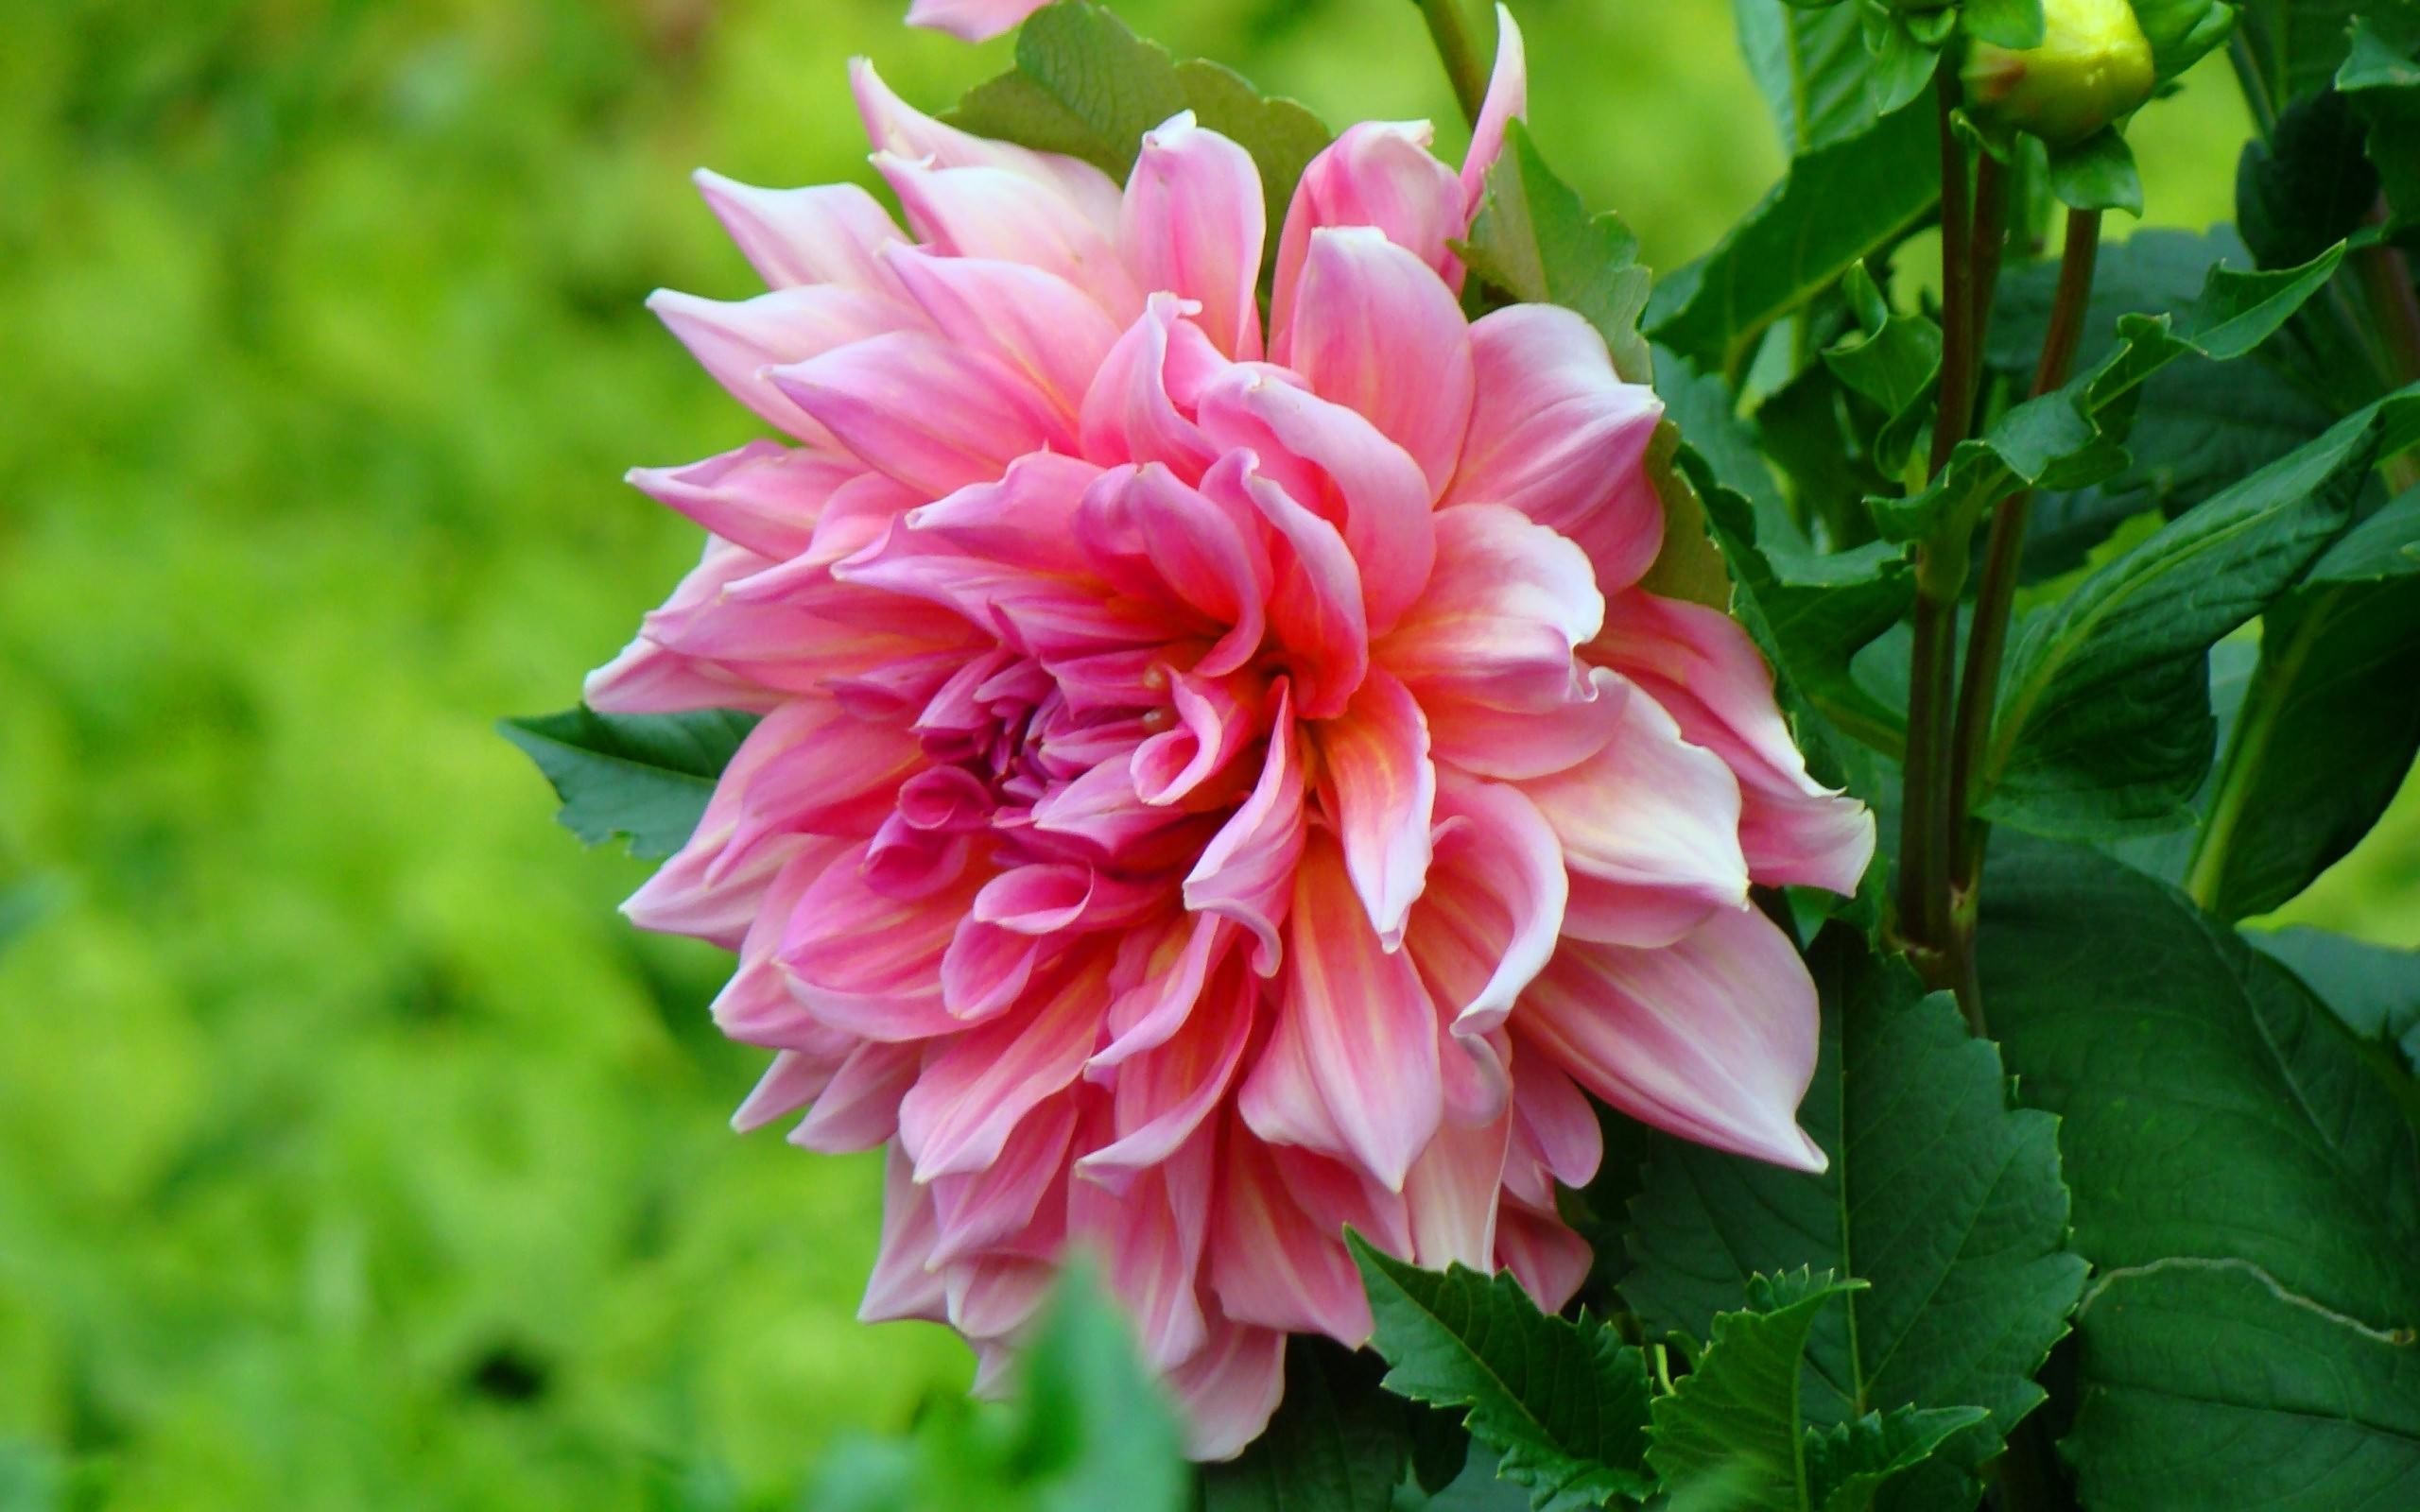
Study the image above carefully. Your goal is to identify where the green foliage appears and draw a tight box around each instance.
[1624,933,2083,1510]
[2339,13,2420,225]
[1202,1340,1432,1512]
[1649,97,1941,376]
[1461,121,1654,383]
[1979,837,2420,1509]
[500,707,754,861]
[1732,1,1902,154]
[1821,264,1943,476]
[1646,1271,1985,1512]
[804,1266,1190,1512]
[1351,1235,1655,1511]
[2251,927,2420,1074]
[1981,390,2420,836]
[942,1,1331,241]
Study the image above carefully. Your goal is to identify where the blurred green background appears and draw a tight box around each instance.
[0,0,2405,1507]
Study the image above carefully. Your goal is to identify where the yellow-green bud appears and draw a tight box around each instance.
[1962,0,2156,147]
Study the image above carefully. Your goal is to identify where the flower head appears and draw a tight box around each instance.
[601,15,1872,1457]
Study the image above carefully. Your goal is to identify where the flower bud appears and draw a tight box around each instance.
[1962,0,2156,147]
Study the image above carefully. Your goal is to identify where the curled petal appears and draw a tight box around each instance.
[627,441,855,561]
[1380,503,1602,713]
[876,154,1142,322]
[1592,591,1876,895]
[905,452,1102,576]
[779,843,989,1040]
[1069,1136,1213,1370]
[1446,304,1665,592]
[1080,961,1253,1190]
[1403,1109,1512,1272]
[1285,226,1474,496]
[1184,686,1305,973]
[898,949,1115,1179]
[1209,1120,1375,1345]
[771,331,1066,495]
[1270,120,1466,351]
[905,0,1050,43]
[1495,1201,1593,1314]
[1203,453,1369,719]
[1122,112,1268,359]
[1424,666,1630,782]
[1094,464,1271,679]
[1097,912,1236,1068]
[929,1098,1077,1265]
[692,171,909,298]
[1317,668,1435,948]
[1518,675,1750,933]
[1458,6,1529,218]
[1080,295,1228,479]
[1133,669,1257,807]
[851,58,1122,232]
[1409,774,1566,1036]
[1519,905,1828,1173]
[648,284,920,442]
[882,245,1124,423]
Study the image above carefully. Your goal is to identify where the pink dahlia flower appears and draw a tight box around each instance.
[599,18,1873,1458]
[905,0,1051,43]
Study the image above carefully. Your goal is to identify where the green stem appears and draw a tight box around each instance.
[2183,592,2344,909]
[2226,25,2279,144]
[1416,0,1490,126]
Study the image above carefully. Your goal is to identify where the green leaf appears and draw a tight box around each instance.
[1203,1339,1409,1512]
[2237,87,2382,270]
[1350,1236,1654,1511]
[2250,926,2420,1074]
[2130,0,2238,82]
[1623,933,2083,1510]
[1876,239,2346,543]
[2180,488,2420,917]
[2064,1263,2420,1512]
[1461,121,1653,383]
[1821,264,1942,475]
[1961,0,2048,49]
[2045,127,2142,215]
[497,706,754,860]
[1733,0,1890,154]
[2237,0,2396,104]
[1011,1263,1190,1512]
[1648,95,1940,375]
[942,1,1330,238]
[1980,838,2420,1509]
[1983,391,2420,837]
[1647,1272,1988,1512]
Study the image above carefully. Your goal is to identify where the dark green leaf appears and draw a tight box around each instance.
[2238,88,2382,269]
[2238,0,2390,105]
[1802,1406,1999,1512]
[2064,1263,2420,1512]
[1877,240,2346,543]
[1204,1339,1409,1512]
[1655,348,1796,541]
[2130,0,2238,82]
[1461,121,1653,383]
[1649,97,1940,375]
[2339,13,2420,223]
[942,2,1330,237]
[2045,128,2142,215]
[1350,1236,1654,1511]
[1821,264,1942,475]
[1623,934,2083,1510]
[1960,0,2048,50]
[1983,392,2418,837]
[498,707,754,860]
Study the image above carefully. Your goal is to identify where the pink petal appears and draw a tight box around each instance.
[897,949,1114,1179]
[1197,368,1436,635]
[1424,665,1630,781]
[713,839,861,1051]
[1458,6,1529,218]
[1165,1315,1288,1463]
[882,244,1124,423]
[1096,913,1236,1068]
[904,0,1050,43]
[1408,774,1566,1035]
[779,843,989,1040]
[1316,668,1435,946]
[875,154,1142,322]
[792,1040,922,1153]
[714,699,928,876]
[1210,1120,1375,1345]
[1133,669,1257,806]
[1495,1200,1593,1313]
[940,918,1046,1023]
[770,330,1064,495]
[1068,1138,1212,1371]
[1404,1109,1512,1271]
[731,1049,846,1133]
[945,1256,1057,1345]
[929,1096,1078,1265]
[1184,686,1306,974]
[1078,960,1253,1190]
[1506,1043,1603,1199]
[1380,502,1602,713]
[1592,591,1876,895]
[1240,833,1443,1191]
[1203,452,1369,719]
[904,452,1102,576]
[1080,295,1228,480]
[1517,675,1750,935]
[851,58,1123,233]
[1121,112,1267,360]
[1445,304,1665,592]
[691,171,909,298]
[839,521,1168,661]
[1270,120,1467,352]
[1285,226,1474,496]
[1082,463,1271,676]
[648,284,920,442]
[627,441,855,561]
[1518,904,1828,1173]
[858,1145,948,1324]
